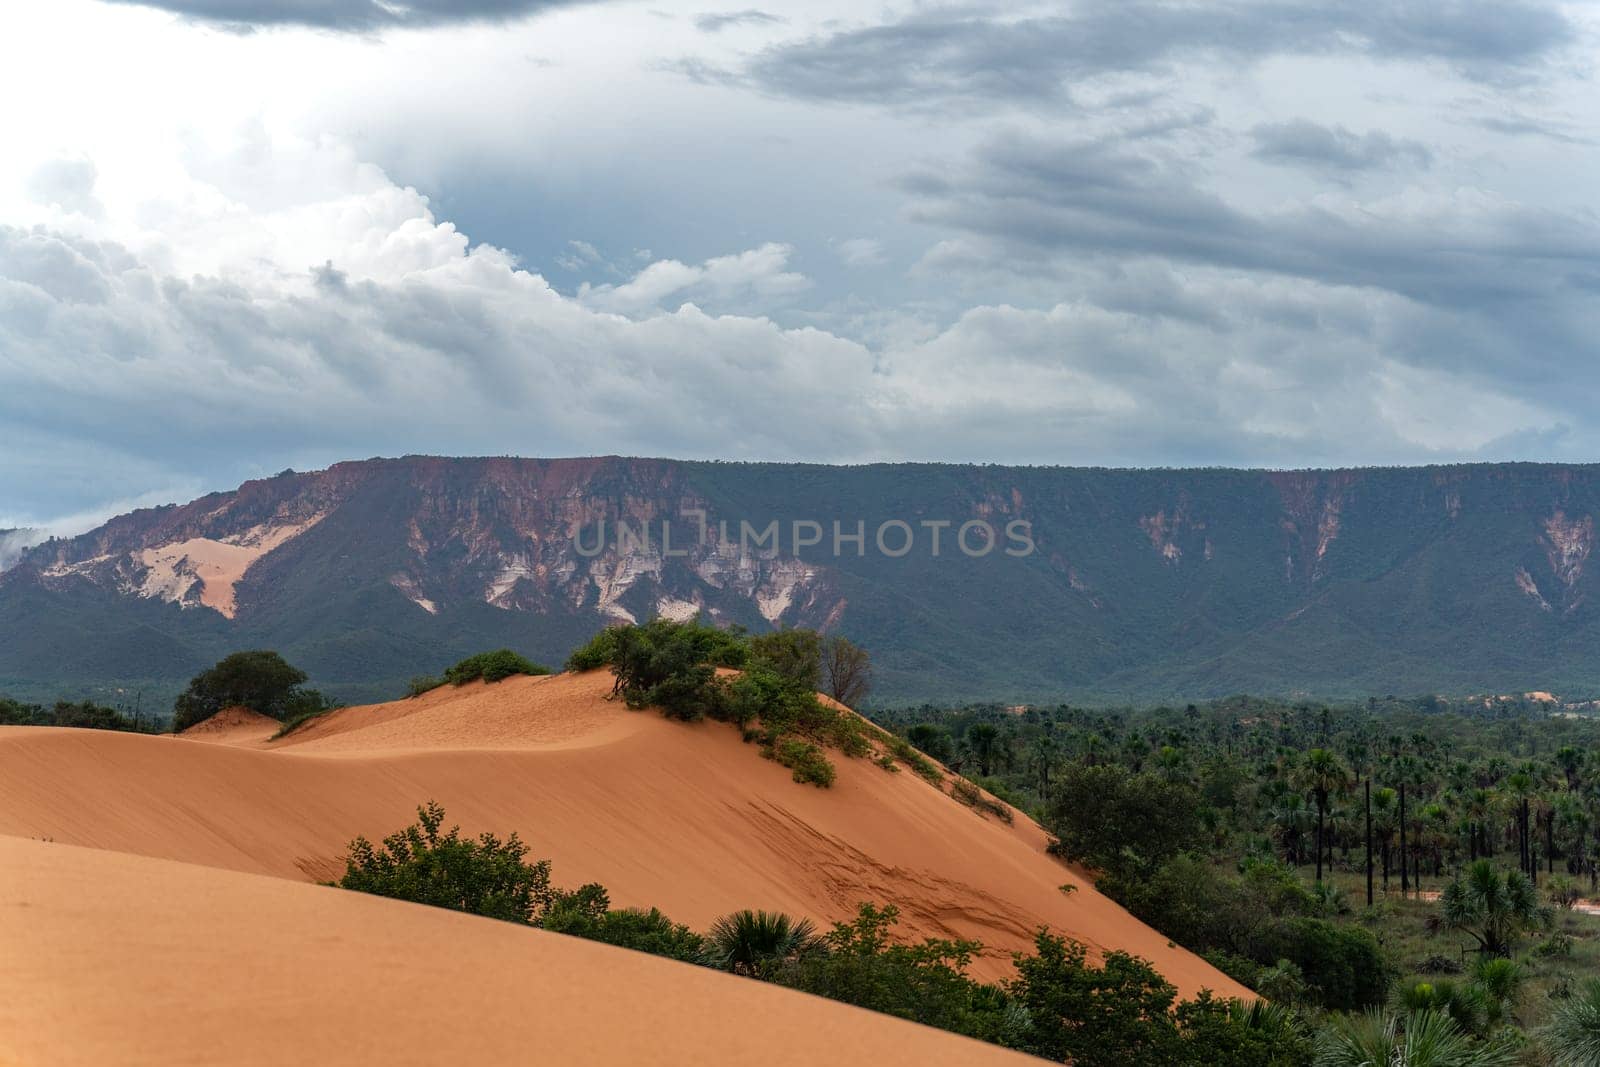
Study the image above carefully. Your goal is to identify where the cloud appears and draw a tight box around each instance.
[833,237,886,267]
[577,242,811,315]
[741,0,1577,109]
[25,158,103,218]
[694,9,782,33]
[554,239,606,273]
[1469,114,1593,145]
[97,0,596,32]
[0,529,46,572]
[0,131,1575,512]
[904,130,1600,315]
[1252,120,1433,172]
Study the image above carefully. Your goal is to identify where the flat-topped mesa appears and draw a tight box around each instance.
[11,457,1600,703]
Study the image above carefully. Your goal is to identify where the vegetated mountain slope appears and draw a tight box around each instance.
[9,456,1600,703]
[0,836,1041,1067]
[0,671,1246,997]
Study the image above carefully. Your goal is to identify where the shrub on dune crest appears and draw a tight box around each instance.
[406,674,445,698]
[442,649,550,686]
[563,618,883,788]
[749,628,822,691]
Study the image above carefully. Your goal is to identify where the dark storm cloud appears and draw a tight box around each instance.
[744,0,1576,107]
[906,131,1600,313]
[1252,120,1433,172]
[99,0,594,32]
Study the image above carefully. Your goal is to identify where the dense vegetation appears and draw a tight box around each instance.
[333,804,1314,1065]
[0,696,161,732]
[565,618,883,787]
[879,694,1600,1062]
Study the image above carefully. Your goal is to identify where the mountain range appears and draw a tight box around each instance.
[5,456,1600,707]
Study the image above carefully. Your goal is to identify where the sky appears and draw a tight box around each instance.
[2,0,1599,535]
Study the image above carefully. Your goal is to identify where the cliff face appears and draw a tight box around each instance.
[9,457,1600,705]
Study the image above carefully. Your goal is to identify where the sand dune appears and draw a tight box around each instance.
[0,671,1248,997]
[175,705,281,746]
[0,836,1041,1067]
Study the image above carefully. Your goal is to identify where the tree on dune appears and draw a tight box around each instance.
[171,650,328,731]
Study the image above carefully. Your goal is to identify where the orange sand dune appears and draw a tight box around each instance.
[0,836,1040,1067]
[0,671,1247,997]
[175,705,280,746]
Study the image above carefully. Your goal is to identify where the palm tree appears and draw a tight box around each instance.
[1507,771,1535,876]
[1464,788,1495,862]
[1556,746,1584,792]
[1438,860,1542,958]
[703,909,822,978]
[1373,786,1399,891]
[1030,733,1059,798]
[1297,748,1352,883]
[1555,794,1592,877]
[1271,793,1315,866]
[1540,977,1600,1067]
[965,723,1000,777]
[1314,1010,1518,1067]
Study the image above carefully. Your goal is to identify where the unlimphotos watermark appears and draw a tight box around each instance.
[572,509,1034,559]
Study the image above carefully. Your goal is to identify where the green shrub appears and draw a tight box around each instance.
[270,699,341,740]
[565,619,868,788]
[602,618,744,719]
[889,737,945,784]
[947,777,1011,825]
[1254,916,1389,1012]
[1008,931,1185,1063]
[564,627,621,672]
[541,884,705,964]
[767,737,836,787]
[1535,932,1575,959]
[406,675,445,698]
[1201,950,1262,989]
[443,649,551,686]
[778,904,1010,1040]
[749,629,822,691]
[334,801,554,924]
